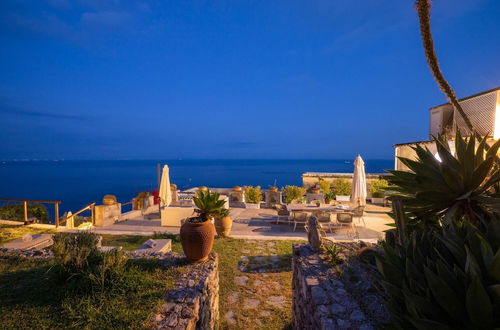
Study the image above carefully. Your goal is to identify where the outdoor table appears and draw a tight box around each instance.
[286,204,351,214]
[285,204,352,232]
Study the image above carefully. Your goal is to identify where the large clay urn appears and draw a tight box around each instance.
[214,216,233,238]
[180,219,215,262]
[102,194,117,205]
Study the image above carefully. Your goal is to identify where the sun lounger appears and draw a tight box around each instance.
[2,234,53,250]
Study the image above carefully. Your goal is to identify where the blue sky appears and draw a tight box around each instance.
[0,0,499,160]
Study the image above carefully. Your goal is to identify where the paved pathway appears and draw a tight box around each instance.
[222,239,293,329]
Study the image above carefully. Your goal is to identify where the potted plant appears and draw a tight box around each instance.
[324,191,335,204]
[214,208,232,238]
[244,186,262,209]
[180,189,223,262]
[369,179,388,204]
[332,178,351,202]
[283,185,307,204]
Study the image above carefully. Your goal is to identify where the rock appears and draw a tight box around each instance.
[350,309,366,321]
[306,276,319,286]
[331,303,346,315]
[228,292,239,304]
[311,286,329,305]
[234,276,249,286]
[224,310,236,325]
[336,319,351,329]
[260,310,271,317]
[267,295,285,308]
[242,298,260,309]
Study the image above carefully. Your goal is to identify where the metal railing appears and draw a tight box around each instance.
[0,198,98,228]
[58,202,95,228]
[0,198,62,225]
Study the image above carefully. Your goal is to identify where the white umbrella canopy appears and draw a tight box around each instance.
[351,155,367,206]
[159,165,172,209]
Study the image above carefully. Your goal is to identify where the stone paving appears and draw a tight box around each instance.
[222,239,293,329]
[90,204,393,243]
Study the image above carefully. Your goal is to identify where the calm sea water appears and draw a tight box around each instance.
[0,159,392,218]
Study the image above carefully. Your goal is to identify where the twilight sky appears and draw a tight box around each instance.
[0,0,499,160]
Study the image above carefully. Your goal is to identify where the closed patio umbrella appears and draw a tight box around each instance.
[159,165,172,210]
[351,155,367,206]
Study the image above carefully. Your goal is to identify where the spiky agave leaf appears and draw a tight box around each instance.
[387,131,500,228]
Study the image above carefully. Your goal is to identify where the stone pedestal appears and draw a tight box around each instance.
[94,203,121,227]
[229,191,245,208]
[266,191,282,207]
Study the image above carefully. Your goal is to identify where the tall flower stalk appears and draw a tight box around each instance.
[415,0,474,134]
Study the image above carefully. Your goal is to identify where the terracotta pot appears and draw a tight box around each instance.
[325,197,330,204]
[310,188,320,194]
[232,186,242,192]
[215,216,233,238]
[102,194,117,205]
[180,219,215,262]
[269,187,278,192]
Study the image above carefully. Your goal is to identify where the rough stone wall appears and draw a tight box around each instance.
[154,253,219,330]
[292,243,389,330]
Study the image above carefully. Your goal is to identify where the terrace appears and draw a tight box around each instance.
[86,203,392,242]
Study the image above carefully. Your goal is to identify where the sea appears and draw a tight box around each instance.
[0,159,392,220]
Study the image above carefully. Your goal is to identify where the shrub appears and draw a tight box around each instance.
[332,178,351,196]
[51,232,128,290]
[369,179,389,198]
[387,131,500,230]
[376,220,500,329]
[282,185,306,204]
[244,186,262,204]
[322,243,344,266]
[190,189,226,223]
[378,132,500,328]
[318,179,331,193]
[0,203,49,223]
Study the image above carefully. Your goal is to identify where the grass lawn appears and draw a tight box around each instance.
[0,224,54,246]
[102,234,296,329]
[1,230,296,329]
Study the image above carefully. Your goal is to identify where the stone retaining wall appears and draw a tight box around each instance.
[153,253,219,330]
[292,243,389,330]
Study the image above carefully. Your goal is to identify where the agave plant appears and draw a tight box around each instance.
[191,189,226,223]
[376,219,500,329]
[387,131,500,228]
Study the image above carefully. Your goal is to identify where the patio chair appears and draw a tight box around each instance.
[274,204,290,224]
[352,205,366,227]
[335,212,358,238]
[317,211,334,233]
[293,212,309,231]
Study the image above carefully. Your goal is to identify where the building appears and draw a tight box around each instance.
[394,87,500,171]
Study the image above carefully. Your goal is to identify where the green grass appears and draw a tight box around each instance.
[1,229,297,329]
[0,250,185,329]
[0,224,54,246]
